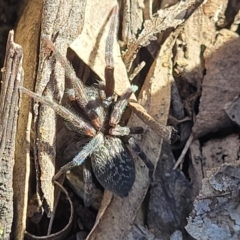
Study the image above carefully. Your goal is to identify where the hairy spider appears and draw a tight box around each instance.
[21,6,154,200]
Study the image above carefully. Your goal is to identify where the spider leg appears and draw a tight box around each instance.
[43,38,101,129]
[104,5,118,97]
[109,85,139,136]
[109,126,144,137]
[109,125,130,136]
[96,81,113,108]
[83,165,93,207]
[108,85,137,136]
[54,132,104,180]
[21,87,96,136]
[110,85,137,127]
[122,136,154,181]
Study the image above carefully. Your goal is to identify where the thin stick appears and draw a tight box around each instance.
[173,133,194,170]
[129,61,146,81]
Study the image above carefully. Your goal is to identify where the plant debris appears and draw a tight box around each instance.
[1,0,240,239]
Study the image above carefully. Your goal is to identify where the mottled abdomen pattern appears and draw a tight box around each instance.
[91,136,135,197]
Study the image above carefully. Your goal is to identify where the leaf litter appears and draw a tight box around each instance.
[4,0,240,239]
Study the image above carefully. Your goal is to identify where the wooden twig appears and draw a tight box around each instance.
[0,30,23,239]
[173,133,194,170]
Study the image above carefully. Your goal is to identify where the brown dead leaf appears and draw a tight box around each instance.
[13,1,42,239]
[122,0,204,71]
[70,0,130,96]
[193,29,240,138]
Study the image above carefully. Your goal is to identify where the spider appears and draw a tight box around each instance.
[21,6,155,201]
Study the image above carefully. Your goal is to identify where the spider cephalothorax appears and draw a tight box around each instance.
[21,6,153,200]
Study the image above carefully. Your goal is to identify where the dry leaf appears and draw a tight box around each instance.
[122,0,204,71]
[121,0,144,44]
[193,29,240,138]
[13,1,42,238]
[70,0,130,96]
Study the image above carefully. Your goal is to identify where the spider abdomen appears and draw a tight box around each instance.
[91,136,135,197]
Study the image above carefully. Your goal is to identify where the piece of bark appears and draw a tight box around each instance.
[32,0,86,215]
[186,164,240,240]
[0,0,27,77]
[0,30,23,240]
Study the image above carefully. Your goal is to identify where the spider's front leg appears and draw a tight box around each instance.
[42,38,102,129]
[20,87,105,180]
[53,132,104,180]
[21,87,96,136]
[104,5,118,98]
